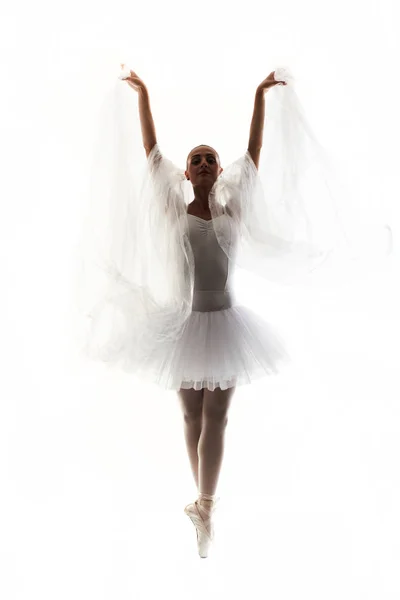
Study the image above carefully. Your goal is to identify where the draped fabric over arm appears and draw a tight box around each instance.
[209,67,393,287]
[72,66,393,373]
[72,83,195,366]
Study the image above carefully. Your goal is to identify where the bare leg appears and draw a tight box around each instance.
[198,385,235,503]
[177,387,204,490]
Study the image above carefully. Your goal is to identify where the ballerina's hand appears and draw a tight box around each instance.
[120,64,147,93]
[257,71,287,92]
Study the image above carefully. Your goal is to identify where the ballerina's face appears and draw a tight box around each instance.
[185,146,223,188]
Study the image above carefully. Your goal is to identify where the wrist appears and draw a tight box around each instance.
[138,85,149,98]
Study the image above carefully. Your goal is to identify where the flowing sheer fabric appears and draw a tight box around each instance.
[72,66,393,372]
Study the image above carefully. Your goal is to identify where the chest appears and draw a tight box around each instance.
[186,208,213,221]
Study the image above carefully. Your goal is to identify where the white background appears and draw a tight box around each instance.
[1,0,400,597]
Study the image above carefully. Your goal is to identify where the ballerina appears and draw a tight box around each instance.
[119,66,291,557]
[75,64,392,558]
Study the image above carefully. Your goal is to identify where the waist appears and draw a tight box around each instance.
[191,289,236,312]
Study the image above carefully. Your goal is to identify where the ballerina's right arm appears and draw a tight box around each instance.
[121,66,157,158]
[122,68,179,214]
[138,87,158,159]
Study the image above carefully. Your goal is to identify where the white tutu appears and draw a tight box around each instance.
[118,297,291,392]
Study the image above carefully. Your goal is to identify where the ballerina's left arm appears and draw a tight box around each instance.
[247,71,287,170]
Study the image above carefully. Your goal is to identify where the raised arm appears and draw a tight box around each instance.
[138,87,158,158]
[121,66,157,157]
[247,72,287,170]
[247,88,265,170]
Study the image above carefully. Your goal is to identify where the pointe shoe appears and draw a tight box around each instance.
[184,498,219,558]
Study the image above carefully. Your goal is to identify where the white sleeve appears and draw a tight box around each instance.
[211,72,393,288]
[72,86,193,368]
[146,143,187,219]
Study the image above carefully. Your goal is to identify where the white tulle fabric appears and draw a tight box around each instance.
[72,67,393,390]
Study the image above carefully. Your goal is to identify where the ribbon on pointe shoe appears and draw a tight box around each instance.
[198,492,220,506]
[187,503,214,540]
[195,493,220,538]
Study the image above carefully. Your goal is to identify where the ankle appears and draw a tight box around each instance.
[198,499,214,508]
[198,492,218,509]
[198,492,216,502]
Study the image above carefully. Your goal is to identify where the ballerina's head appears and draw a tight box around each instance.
[185,145,223,187]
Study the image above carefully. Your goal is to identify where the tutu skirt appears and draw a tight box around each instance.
[120,290,291,391]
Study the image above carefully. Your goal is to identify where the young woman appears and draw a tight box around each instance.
[77,65,391,558]
[121,68,291,558]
